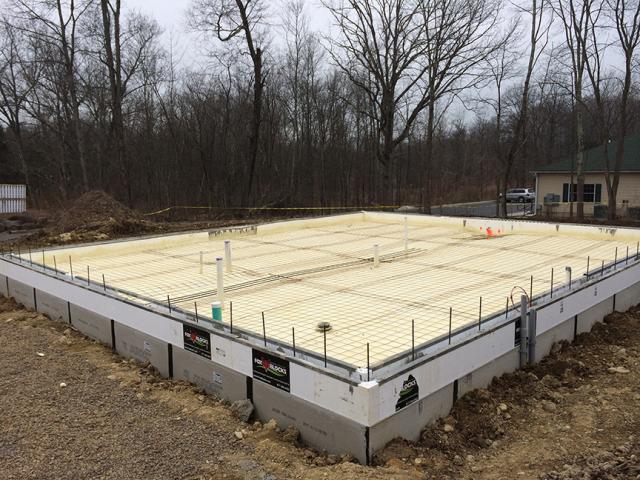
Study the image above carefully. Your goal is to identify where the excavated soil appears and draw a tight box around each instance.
[1,294,640,479]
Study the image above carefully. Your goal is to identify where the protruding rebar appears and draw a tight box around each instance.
[195,302,199,322]
[449,307,453,344]
[262,312,266,347]
[87,266,90,286]
[323,327,327,367]
[53,256,58,275]
[292,327,296,357]
[478,297,482,331]
[411,319,415,360]
[69,256,73,278]
[550,268,554,298]
[167,295,172,314]
[529,275,533,306]
[367,343,370,381]
[102,274,106,291]
[614,247,618,269]
[230,301,233,333]
[586,256,590,277]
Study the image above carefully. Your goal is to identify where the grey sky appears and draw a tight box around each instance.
[124,0,334,65]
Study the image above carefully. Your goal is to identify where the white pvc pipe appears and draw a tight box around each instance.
[216,257,224,303]
[404,217,408,252]
[373,244,380,268]
[224,240,232,273]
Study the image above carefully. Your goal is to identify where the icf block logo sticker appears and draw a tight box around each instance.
[183,324,211,359]
[395,374,419,411]
[252,349,290,392]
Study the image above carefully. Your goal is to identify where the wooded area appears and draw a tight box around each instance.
[0,0,638,219]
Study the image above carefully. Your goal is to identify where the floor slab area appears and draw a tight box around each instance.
[27,217,635,368]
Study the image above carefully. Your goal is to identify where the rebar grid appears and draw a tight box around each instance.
[25,220,637,368]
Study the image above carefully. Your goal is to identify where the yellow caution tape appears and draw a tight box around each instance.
[143,205,401,217]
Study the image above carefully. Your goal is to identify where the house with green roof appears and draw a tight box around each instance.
[532,134,640,216]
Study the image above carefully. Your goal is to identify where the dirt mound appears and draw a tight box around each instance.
[58,191,138,231]
[49,190,156,242]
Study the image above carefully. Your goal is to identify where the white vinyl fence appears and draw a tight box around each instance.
[0,184,27,214]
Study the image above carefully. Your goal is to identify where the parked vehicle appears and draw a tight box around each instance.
[502,188,536,203]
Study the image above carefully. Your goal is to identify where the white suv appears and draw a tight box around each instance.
[504,188,535,203]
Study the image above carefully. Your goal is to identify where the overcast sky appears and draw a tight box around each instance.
[123,0,334,65]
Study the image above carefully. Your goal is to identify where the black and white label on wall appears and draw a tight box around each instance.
[183,324,211,359]
[395,374,420,411]
[252,349,290,392]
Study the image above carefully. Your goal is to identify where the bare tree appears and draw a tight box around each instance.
[189,0,268,204]
[553,0,602,219]
[604,0,640,219]
[498,0,551,218]
[323,0,432,202]
[0,19,38,199]
[417,0,503,212]
[99,1,161,204]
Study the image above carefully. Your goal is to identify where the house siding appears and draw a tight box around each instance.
[536,172,640,215]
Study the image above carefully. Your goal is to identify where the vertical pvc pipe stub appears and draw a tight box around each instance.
[224,240,233,273]
[211,301,223,322]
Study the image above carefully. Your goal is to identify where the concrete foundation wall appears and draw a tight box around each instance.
[172,346,247,402]
[534,316,575,363]
[369,383,453,456]
[114,322,170,377]
[8,279,35,309]
[0,273,8,297]
[576,297,614,335]
[36,289,69,323]
[457,348,520,398]
[615,280,640,312]
[69,304,113,347]
[252,380,368,463]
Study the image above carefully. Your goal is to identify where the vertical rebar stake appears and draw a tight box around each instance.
[53,256,58,275]
[626,246,629,264]
[529,275,533,306]
[449,307,453,344]
[292,327,296,357]
[505,297,509,319]
[323,328,327,367]
[601,259,605,276]
[17,246,21,262]
[195,303,199,322]
[262,312,266,347]
[29,248,32,266]
[586,256,590,277]
[614,247,618,269]
[411,319,415,361]
[69,256,73,278]
[637,242,639,260]
[550,268,554,298]
[367,343,370,381]
[87,266,90,286]
[230,301,233,334]
[478,297,482,331]
[42,250,45,267]
[102,274,106,291]
[167,295,172,314]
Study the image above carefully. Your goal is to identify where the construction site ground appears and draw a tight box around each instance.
[2,195,640,479]
[1,295,640,479]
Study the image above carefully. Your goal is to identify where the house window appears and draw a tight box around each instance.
[562,183,602,203]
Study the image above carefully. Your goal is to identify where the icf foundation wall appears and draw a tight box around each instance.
[2,245,640,465]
